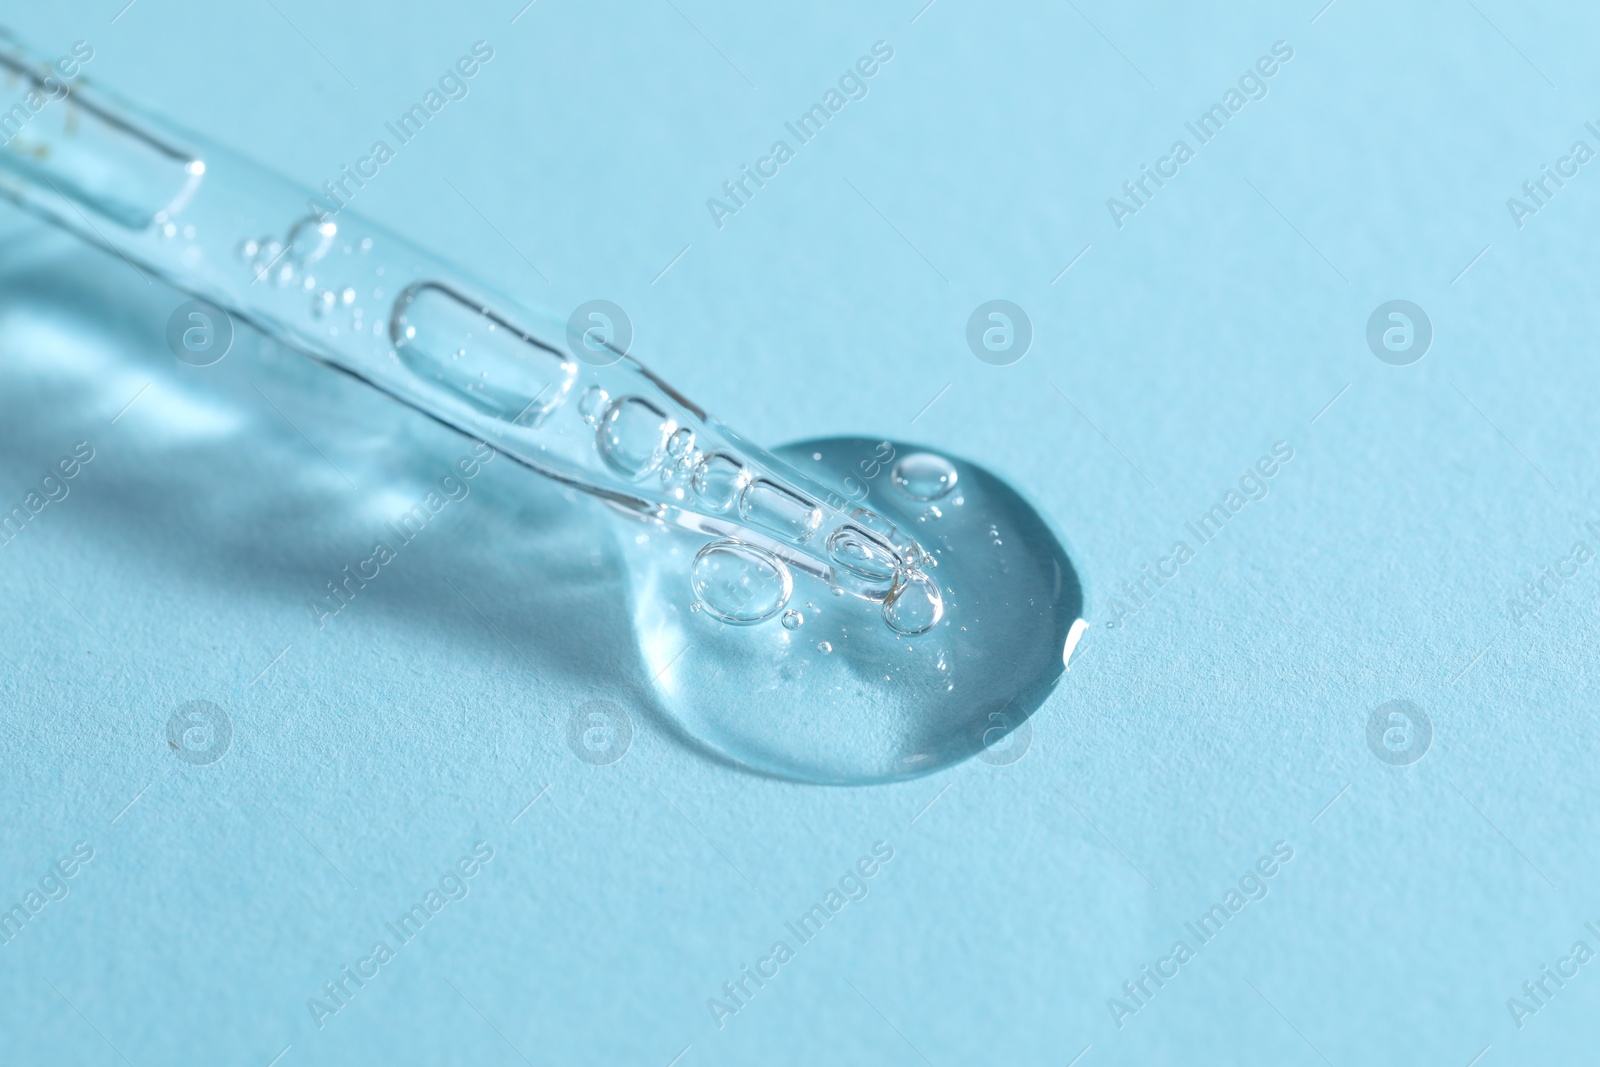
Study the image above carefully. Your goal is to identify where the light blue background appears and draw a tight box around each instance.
[2,1,1597,1063]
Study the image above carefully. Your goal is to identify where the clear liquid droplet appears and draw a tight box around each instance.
[881,569,943,635]
[624,437,1083,785]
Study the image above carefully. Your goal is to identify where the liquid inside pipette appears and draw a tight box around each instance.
[0,35,941,637]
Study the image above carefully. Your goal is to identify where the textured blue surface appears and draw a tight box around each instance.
[2,1,1598,1064]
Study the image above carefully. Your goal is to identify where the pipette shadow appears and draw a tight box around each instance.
[0,223,689,749]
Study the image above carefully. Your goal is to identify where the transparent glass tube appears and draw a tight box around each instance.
[0,30,943,634]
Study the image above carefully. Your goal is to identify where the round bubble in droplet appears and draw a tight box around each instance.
[892,453,958,500]
[690,540,792,624]
[781,610,803,630]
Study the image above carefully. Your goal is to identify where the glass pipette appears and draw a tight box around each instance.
[0,30,943,635]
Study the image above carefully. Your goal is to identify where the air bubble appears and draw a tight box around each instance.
[817,641,832,653]
[390,282,571,423]
[892,453,958,501]
[578,386,609,426]
[827,525,900,584]
[691,453,748,512]
[284,216,337,267]
[781,610,803,630]
[597,396,673,478]
[738,480,823,544]
[690,540,792,624]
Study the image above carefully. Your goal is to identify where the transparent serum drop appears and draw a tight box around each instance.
[624,438,1084,784]
[881,570,943,635]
